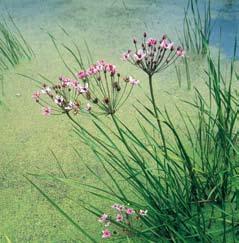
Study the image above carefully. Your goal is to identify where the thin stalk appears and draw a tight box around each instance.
[148,74,168,157]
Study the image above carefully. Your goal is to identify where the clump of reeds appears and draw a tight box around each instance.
[0,14,34,71]
[180,0,211,56]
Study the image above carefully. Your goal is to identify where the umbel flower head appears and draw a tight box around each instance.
[32,60,139,116]
[122,32,185,76]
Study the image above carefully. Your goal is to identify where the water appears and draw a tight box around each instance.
[211,0,239,58]
[0,0,238,241]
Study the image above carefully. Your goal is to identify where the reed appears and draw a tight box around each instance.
[0,14,34,71]
[180,0,211,55]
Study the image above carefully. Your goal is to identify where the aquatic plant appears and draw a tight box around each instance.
[0,14,34,71]
[33,60,139,117]
[180,0,212,55]
[122,32,185,157]
[28,33,239,242]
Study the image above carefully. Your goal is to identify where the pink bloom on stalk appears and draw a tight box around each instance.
[117,205,125,212]
[32,91,41,101]
[176,47,185,57]
[147,38,157,46]
[121,51,130,61]
[61,77,71,87]
[78,70,88,79]
[87,65,99,75]
[167,42,174,51]
[42,106,52,116]
[129,76,140,86]
[126,208,135,215]
[160,38,169,49]
[78,83,89,94]
[134,49,146,61]
[98,213,108,223]
[106,63,116,75]
[116,214,123,222]
[139,209,148,216]
[71,79,79,89]
[112,204,119,209]
[54,95,64,106]
[102,229,111,239]
[112,204,125,211]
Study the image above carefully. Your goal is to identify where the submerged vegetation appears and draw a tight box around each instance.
[0,14,34,71]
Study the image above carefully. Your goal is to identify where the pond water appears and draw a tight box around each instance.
[0,0,238,242]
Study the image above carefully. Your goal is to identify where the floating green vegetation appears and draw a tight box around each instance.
[180,0,211,56]
[0,14,34,71]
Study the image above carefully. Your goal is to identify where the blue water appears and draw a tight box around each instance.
[210,0,239,58]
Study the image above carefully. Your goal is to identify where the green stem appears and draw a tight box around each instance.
[148,74,168,158]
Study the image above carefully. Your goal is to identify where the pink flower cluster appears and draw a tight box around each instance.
[33,61,139,116]
[78,60,117,80]
[122,32,185,75]
[98,203,148,239]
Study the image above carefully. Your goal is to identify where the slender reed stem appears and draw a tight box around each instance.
[148,74,168,157]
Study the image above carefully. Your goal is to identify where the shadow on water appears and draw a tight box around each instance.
[210,0,239,59]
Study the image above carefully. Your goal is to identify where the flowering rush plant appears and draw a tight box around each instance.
[31,32,185,242]
[32,60,139,117]
[98,203,148,239]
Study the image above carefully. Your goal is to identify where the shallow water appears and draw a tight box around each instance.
[0,0,239,241]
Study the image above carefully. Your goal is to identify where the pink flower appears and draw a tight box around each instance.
[167,42,174,51]
[61,77,71,87]
[112,204,125,211]
[32,91,41,101]
[176,47,185,57]
[78,83,89,94]
[126,208,135,215]
[78,71,88,79]
[117,205,125,212]
[129,76,140,85]
[147,38,157,46]
[54,95,64,106]
[102,229,111,239]
[121,51,130,61]
[139,209,148,216]
[98,213,108,223]
[116,214,123,222]
[106,64,116,75]
[87,65,99,75]
[42,106,52,116]
[112,204,119,209]
[160,39,169,49]
[133,49,146,61]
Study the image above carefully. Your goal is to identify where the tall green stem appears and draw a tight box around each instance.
[148,74,168,158]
